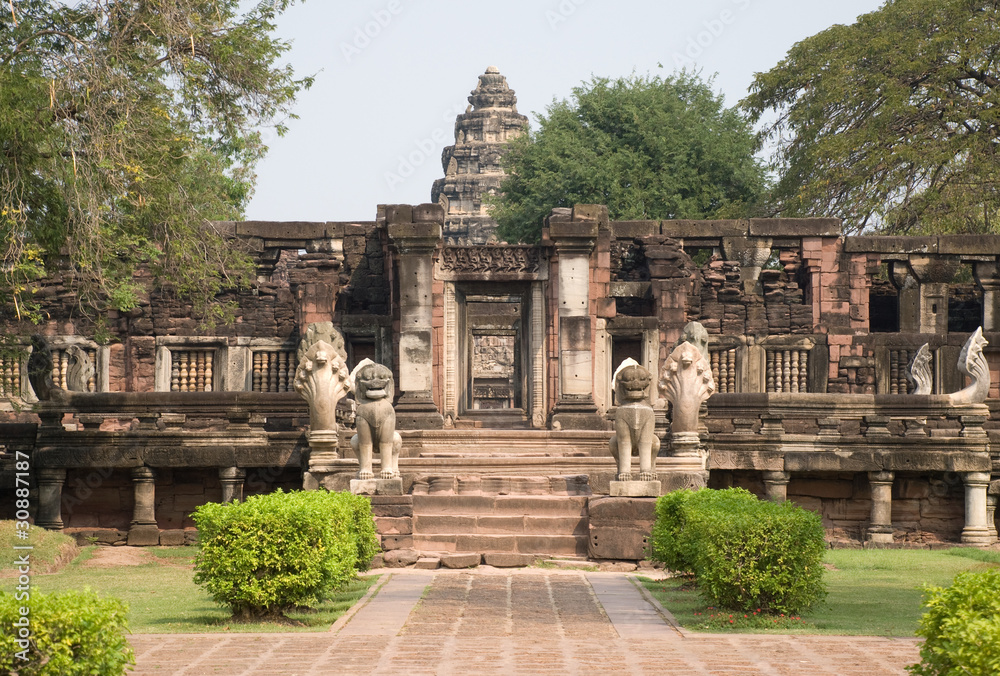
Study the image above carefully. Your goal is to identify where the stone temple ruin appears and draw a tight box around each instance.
[2,67,1000,563]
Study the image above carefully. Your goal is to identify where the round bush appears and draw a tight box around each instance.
[909,568,1000,676]
[0,589,133,676]
[192,489,379,619]
[650,487,827,614]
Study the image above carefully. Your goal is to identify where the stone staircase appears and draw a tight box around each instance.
[406,475,591,558]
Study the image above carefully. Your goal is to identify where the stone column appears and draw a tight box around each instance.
[974,261,1000,332]
[867,470,895,545]
[35,468,67,530]
[128,466,159,546]
[388,204,444,429]
[286,224,346,328]
[762,471,790,503]
[987,480,999,541]
[961,471,995,545]
[894,256,959,336]
[219,467,246,504]
[549,210,604,429]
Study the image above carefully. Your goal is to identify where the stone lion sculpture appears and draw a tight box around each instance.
[350,359,402,480]
[609,358,660,481]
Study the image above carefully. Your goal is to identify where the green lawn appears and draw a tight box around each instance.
[642,548,1000,635]
[7,545,378,633]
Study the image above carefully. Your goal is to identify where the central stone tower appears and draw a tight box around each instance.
[431,66,528,244]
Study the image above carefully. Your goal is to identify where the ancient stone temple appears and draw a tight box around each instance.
[2,70,1000,563]
[431,66,528,245]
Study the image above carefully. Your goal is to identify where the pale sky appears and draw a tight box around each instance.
[246,0,888,223]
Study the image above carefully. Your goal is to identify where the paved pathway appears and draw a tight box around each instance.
[129,568,920,675]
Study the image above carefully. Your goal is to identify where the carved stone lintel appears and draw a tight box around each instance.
[439,246,540,275]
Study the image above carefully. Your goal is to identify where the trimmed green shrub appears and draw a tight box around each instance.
[650,487,826,614]
[192,489,379,620]
[908,568,1000,676]
[0,589,133,676]
[650,487,758,573]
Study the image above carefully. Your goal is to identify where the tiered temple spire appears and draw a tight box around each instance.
[431,66,528,244]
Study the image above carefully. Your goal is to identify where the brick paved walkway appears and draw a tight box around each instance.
[129,568,920,675]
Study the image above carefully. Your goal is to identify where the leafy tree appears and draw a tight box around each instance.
[744,0,1000,235]
[1,0,311,324]
[491,72,769,243]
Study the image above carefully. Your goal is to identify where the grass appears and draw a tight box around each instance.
[4,544,378,633]
[0,520,79,573]
[642,548,1000,636]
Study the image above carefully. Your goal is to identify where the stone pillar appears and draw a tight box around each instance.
[867,470,895,545]
[549,209,603,429]
[35,468,67,530]
[388,204,444,429]
[973,261,1000,332]
[219,467,246,504]
[128,467,159,546]
[894,256,959,336]
[762,471,790,503]
[961,471,995,546]
[286,224,345,328]
[987,480,999,541]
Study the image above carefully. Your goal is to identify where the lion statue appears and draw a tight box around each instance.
[609,358,661,481]
[350,360,402,480]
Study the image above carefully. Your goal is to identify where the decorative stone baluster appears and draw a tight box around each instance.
[727,349,737,392]
[782,350,791,392]
[203,351,213,392]
[790,350,800,393]
[868,471,894,545]
[252,352,262,391]
[171,354,180,391]
[35,468,67,530]
[766,351,776,392]
[961,472,995,545]
[179,352,189,392]
[278,351,289,392]
[128,467,159,546]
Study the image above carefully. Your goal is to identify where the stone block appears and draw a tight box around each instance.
[440,553,481,569]
[589,526,650,561]
[455,534,517,552]
[588,496,657,522]
[896,479,931,500]
[508,476,550,495]
[516,535,586,556]
[158,530,186,546]
[381,535,414,550]
[414,514,476,534]
[787,478,855,499]
[383,549,420,567]
[127,525,160,546]
[610,480,661,497]
[375,517,413,535]
[482,552,537,568]
[370,503,414,518]
[414,557,441,570]
[475,515,525,533]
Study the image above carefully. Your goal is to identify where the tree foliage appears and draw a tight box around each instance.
[1,0,311,324]
[491,72,769,243]
[744,0,1000,235]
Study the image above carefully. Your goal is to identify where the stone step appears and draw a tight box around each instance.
[413,514,588,536]
[412,494,589,517]
[412,533,587,557]
[412,474,591,496]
